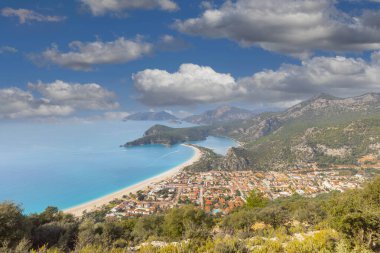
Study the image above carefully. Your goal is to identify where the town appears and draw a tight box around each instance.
[106,167,371,219]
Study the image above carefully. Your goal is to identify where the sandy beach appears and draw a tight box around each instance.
[64,144,202,217]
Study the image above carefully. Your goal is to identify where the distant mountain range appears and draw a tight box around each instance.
[123,111,178,121]
[124,106,256,125]
[125,93,380,171]
[183,105,255,124]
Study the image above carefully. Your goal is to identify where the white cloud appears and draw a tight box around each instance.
[238,52,380,106]
[28,80,119,110]
[32,37,153,71]
[174,0,380,57]
[133,63,246,106]
[102,111,130,120]
[0,88,73,119]
[0,81,118,119]
[1,7,66,24]
[81,0,178,16]
[133,53,380,107]
[0,46,17,54]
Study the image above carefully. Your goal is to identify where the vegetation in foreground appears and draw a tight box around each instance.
[0,176,379,253]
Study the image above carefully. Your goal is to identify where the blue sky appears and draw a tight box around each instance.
[1,0,380,120]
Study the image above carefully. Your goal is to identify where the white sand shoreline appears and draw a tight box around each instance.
[64,144,202,217]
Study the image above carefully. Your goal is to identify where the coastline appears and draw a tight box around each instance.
[64,144,202,217]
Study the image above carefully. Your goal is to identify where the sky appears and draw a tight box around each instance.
[1,0,380,121]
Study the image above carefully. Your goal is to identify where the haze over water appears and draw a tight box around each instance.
[0,121,236,214]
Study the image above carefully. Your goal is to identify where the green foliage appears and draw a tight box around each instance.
[284,229,339,253]
[250,239,283,253]
[221,208,257,234]
[199,237,248,253]
[245,190,268,209]
[162,206,213,240]
[132,215,163,242]
[245,114,380,170]
[125,125,212,147]
[0,202,29,248]
[31,221,78,250]
[183,146,222,172]
[326,176,380,251]
[28,207,78,250]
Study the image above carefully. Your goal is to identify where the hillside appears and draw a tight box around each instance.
[184,105,255,125]
[245,115,380,170]
[124,125,211,146]
[126,93,380,171]
[234,93,380,170]
[123,111,178,121]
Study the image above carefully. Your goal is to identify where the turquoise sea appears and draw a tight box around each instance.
[0,121,236,214]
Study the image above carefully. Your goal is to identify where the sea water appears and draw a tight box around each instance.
[0,121,236,213]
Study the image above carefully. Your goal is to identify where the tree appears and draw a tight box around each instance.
[162,205,213,240]
[257,206,290,229]
[0,202,29,248]
[132,215,163,242]
[326,176,380,251]
[32,221,78,250]
[246,190,268,209]
[221,208,257,234]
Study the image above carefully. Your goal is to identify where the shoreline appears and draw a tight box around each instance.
[64,144,202,217]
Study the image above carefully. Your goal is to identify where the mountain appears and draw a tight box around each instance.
[126,93,380,171]
[278,92,380,120]
[210,92,380,143]
[183,105,255,125]
[123,111,178,121]
[124,125,211,147]
[226,92,380,170]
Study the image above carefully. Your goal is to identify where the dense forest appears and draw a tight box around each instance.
[1,176,379,253]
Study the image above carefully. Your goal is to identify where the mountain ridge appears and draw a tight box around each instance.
[125,92,380,171]
[183,105,255,125]
[123,111,178,121]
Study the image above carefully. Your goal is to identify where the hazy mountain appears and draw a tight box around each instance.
[184,105,255,125]
[123,111,178,121]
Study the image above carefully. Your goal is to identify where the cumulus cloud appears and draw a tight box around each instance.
[239,52,380,106]
[0,81,118,119]
[133,53,380,107]
[174,0,380,57]
[28,80,119,110]
[1,7,66,24]
[0,46,17,54]
[0,88,73,119]
[32,37,153,71]
[133,63,246,106]
[80,0,178,16]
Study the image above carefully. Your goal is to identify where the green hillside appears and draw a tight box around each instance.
[245,114,380,170]
[124,125,212,147]
[125,93,380,171]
